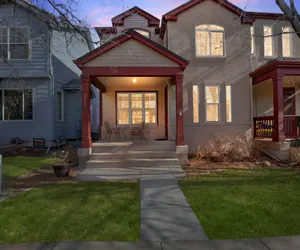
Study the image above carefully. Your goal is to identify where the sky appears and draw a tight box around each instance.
[75,0,300,27]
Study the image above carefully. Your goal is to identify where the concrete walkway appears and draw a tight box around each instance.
[2,235,300,249]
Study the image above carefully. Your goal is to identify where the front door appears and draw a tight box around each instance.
[283,88,295,116]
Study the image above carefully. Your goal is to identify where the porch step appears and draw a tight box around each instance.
[86,158,179,168]
[89,151,177,160]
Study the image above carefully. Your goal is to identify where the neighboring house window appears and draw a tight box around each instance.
[264,26,273,57]
[205,86,219,122]
[195,24,224,57]
[0,27,30,60]
[57,91,63,121]
[226,85,232,123]
[282,27,292,57]
[0,89,33,121]
[193,85,199,123]
[134,29,150,38]
[117,92,157,125]
[251,26,255,55]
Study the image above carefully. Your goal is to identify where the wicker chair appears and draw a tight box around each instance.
[130,121,145,140]
[104,122,121,140]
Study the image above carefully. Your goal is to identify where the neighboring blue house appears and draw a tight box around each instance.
[0,0,100,145]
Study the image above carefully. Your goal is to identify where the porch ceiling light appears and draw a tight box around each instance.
[132,78,137,83]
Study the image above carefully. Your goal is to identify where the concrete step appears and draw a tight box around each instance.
[89,151,177,160]
[86,158,179,168]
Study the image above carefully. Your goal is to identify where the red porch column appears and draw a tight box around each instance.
[99,92,103,140]
[272,74,285,142]
[81,74,92,148]
[174,74,185,146]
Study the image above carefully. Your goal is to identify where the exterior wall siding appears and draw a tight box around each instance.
[85,39,178,67]
[0,4,50,78]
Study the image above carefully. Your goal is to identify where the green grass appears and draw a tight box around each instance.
[179,168,300,240]
[0,182,140,244]
[2,156,56,181]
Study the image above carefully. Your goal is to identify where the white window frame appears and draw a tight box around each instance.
[117,92,157,126]
[195,24,225,57]
[0,88,33,121]
[192,85,199,123]
[251,26,255,55]
[282,26,292,57]
[264,25,274,57]
[226,85,232,123]
[57,91,64,122]
[0,26,30,60]
[205,85,220,123]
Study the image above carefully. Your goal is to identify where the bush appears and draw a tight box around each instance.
[197,134,259,162]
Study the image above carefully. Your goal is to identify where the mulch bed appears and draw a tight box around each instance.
[1,146,48,157]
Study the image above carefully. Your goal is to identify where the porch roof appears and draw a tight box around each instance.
[74,29,189,69]
[250,58,300,85]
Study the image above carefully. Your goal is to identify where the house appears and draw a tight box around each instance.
[0,0,100,146]
[74,0,300,163]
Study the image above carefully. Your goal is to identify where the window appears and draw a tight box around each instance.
[264,26,273,57]
[205,86,219,122]
[0,27,30,59]
[193,85,199,123]
[282,27,292,57]
[0,89,33,121]
[117,92,157,125]
[134,29,150,38]
[226,85,232,122]
[195,24,224,57]
[251,26,255,55]
[57,91,63,121]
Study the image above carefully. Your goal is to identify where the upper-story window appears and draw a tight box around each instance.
[251,26,255,55]
[264,26,273,57]
[282,27,292,57]
[0,27,30,60]
[195,24,225,57]
[134,29,150,38]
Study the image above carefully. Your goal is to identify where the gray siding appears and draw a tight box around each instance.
[0,78,53,143]
[0,4,50,78]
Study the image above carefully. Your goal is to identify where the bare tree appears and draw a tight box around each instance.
[276,0,300,39]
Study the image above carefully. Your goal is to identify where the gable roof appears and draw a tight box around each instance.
[111,6,160,27]
[160,0,255,38]
[74,29,189,69]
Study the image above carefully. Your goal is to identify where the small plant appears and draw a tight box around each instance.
[53,151,71,166]
[52,151,71,177]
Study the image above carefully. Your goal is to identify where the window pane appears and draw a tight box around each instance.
[118,110,129,124]
[10,27,29,43]
[282,27,291,57]
[10,44,29,59]
[226,85,232,122]
[196,31,209,56]
[24,89,33,120]
[211,32,223,56]
[206,104,219,122]
[132,109,143,124]
[134,29,150,38]
[193,85,199,123]
[57,92,63,121]
[145,109,156,124]
[264,26,273,56]
[0,27,8,43]
[251,26,255,55]
[117,94,129,109]
[145,93,156,108]
[205,86,219,104]
[4,90,23,120]
[131,94,143,108]
[196,24,223,31]
[0,90,2,121]
[0,44,8,59]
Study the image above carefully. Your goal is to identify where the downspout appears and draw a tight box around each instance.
[48,28,55,142]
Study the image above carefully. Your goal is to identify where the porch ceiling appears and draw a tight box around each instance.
[97,76,170,89]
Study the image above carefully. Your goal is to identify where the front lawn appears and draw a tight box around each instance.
[179,168,300,240]
[2,156,56,181]
[0,182,140,244]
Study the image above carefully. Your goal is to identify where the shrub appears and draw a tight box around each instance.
[197,134,259,162]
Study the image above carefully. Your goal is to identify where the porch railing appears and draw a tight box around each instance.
[253,116,299,139]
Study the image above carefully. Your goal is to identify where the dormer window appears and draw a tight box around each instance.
[133,29,150,38]
[195,24,225,57]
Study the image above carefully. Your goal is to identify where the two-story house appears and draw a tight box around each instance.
[0,0,100,146]
[74,0,300,162]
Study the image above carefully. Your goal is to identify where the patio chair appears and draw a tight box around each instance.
[130,121,145,140]
[104,122,121,140]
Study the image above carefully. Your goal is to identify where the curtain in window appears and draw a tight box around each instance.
[264,26,273,57]
[205,86,219,122]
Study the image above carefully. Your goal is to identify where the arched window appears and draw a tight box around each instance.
[134,29,150,38]
[195,24,225,56]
